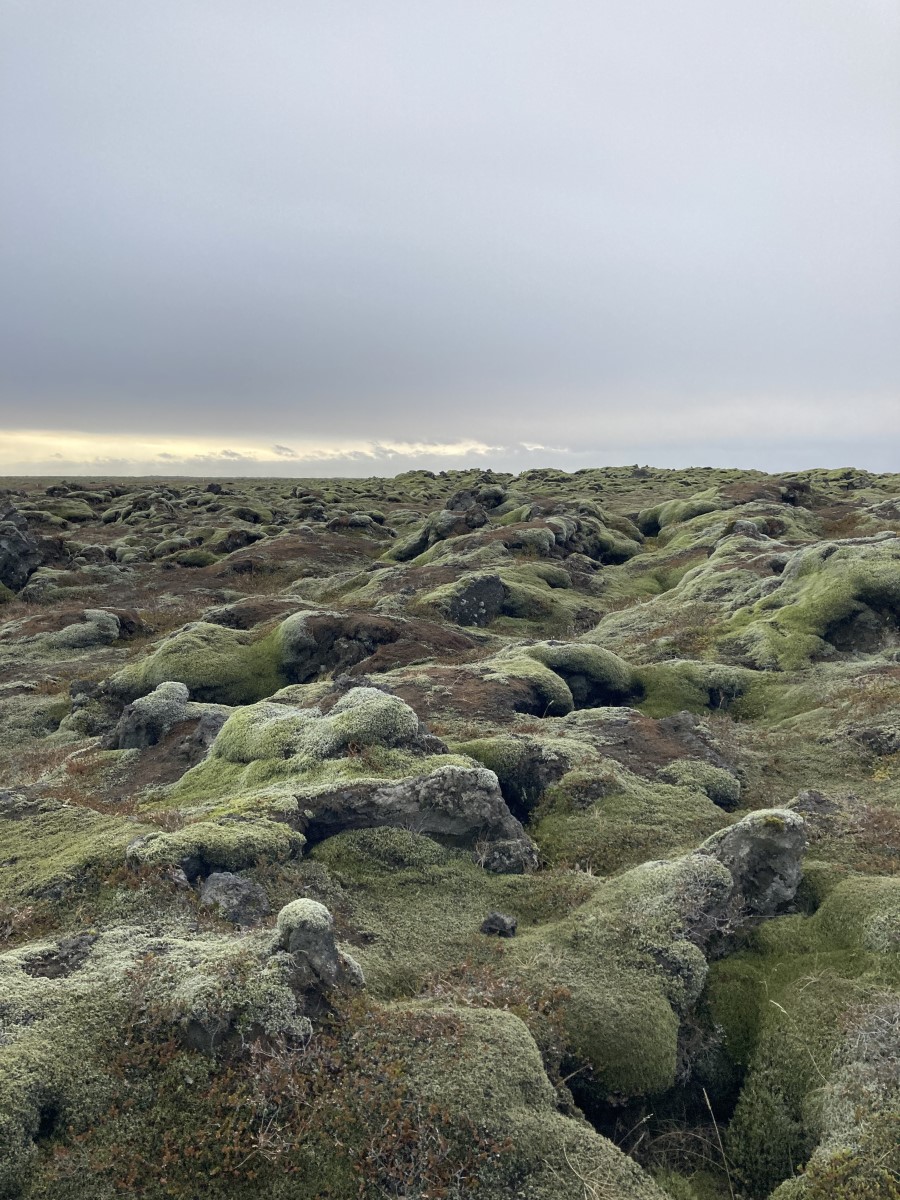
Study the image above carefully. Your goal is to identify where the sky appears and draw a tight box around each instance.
[1,1,899,477]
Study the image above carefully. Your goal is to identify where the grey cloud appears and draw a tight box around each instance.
[0,1,898,467]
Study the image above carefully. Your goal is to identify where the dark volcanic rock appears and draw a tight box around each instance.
[444,574,506,627]
[200,872,271,926]
[0,509,42,592]
[22,934,98,979]
[480,911,518,937]
[297,764,538,873]
[270,899,364,994]
[106,681,191,749]
[693,808,807,945]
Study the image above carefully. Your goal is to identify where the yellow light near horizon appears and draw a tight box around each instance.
[0,429,499,469]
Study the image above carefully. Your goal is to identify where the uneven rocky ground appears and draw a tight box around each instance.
[0,465,898,1199]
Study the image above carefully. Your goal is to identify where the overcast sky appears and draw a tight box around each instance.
[1,1,898,476]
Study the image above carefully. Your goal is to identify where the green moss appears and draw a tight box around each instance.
[657,760,741,808]
[313,826,450,875]
[483,653,574,716]
[502,854,731,1100]
[314,825,734,1101]
[494,503,533,525]
[705,879,900,1197]
[40,498,96,523]
[159,698,474,821]
[210,701,323,762]
[638,488,723,535]
[532,763,729,873]
[636,660,751,717]
[127,817,305,874]
[166,548,218,567]
[392,1002,668,1199]
[0,800,156,908]
[0,923,314,1196]
[453,733,574,816]
[723,539,900,671]
[525,641,637,705]
[319,688,422,752]
[653,1169,732,1200]
[108,621,285,705]
[226,503,273,524]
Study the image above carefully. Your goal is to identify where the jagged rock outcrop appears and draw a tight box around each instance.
[0,508,42,592]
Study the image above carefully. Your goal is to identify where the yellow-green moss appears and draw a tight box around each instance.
[0,801,156,908]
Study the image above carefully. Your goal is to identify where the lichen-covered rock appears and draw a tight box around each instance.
[106,679,191,749]
[388,505,488,562]
[524,640,637,706]
[299,764,538,871]
[270,898,364,992]
[480,910,517,937]
[456,733,571,818]
[440,572,506,626]
[695,807,807,923]
[199,871,271,925]
[211,687,422,762]
[44,607,122,649]
[127,818,305,880]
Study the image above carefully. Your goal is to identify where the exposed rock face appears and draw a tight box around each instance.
[21,933,98,979]
[0,509,42,592]
[699,808,806,916]
[199,872,270,926]
[299,764,538,873]
[693,808,807,945]
[446,483,506,511]
[480,911,518,937]
[443,573,505,626]
[106,681,192,749]
[270,899,364,993]
[826,601,900,655]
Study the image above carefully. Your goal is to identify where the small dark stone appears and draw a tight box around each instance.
[480,911,518,938]
[22,933,98,978]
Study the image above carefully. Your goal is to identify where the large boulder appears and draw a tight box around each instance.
[297,764,538,873]
[0,509,42,592]
[693,808,807,947]
[105,681,191,749]
[173,690,538,872]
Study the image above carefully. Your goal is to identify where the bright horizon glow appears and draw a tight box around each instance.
[2,401,899,477]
